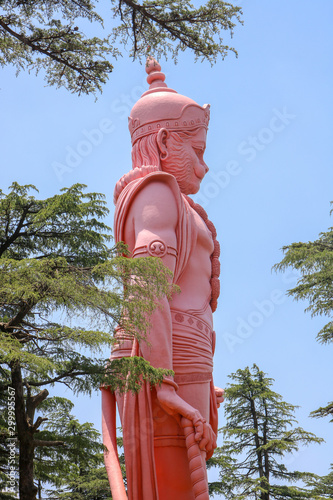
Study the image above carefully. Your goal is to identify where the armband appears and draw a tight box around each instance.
[133,239,177,258]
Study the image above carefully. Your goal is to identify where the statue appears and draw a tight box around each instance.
[101,57,224,500]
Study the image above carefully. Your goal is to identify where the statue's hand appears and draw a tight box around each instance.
[156,383,217,452]
[214,386,225,408]
[192,418,217,452]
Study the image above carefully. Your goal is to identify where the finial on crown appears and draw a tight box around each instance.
[142,57,176,97]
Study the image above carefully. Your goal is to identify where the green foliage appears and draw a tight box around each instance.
[0,182,172,497]
[305,465,333,500]
[112,0,242,62]
[208,365,323,499]
[0,0,117,95]
[0,182,111,264]
[33,396,115,499]
[0,182,173,392]
[273,204,333,345]
[0,0,242,95]
[310,402,333,423]
[306,403,333,499]
[274,203,333,469]
[104,356,172,394]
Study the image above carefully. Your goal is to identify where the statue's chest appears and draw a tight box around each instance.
[182,197,220,312]
[191,209,214,256]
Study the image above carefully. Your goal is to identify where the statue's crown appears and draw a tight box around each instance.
[129,57,210,145]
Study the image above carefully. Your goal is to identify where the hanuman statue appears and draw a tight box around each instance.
[101,57,224,500]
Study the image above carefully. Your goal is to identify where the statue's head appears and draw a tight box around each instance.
[128,58,210,195]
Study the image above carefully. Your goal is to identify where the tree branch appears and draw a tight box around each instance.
[34,439,65,448]
[28,368,102,387]
[121,0,199,53]
[0,203,31,256]
[32,416,48,432]
[0,17,91,80]
[4,299,35,330]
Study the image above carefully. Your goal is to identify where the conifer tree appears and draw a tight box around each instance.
[304,402,333,499]
[33,396,122,499]
[305,466,333,500]
[0,182,172,500]
[273,204,333,346]
[208,365,322,499]
[274,205,333,430]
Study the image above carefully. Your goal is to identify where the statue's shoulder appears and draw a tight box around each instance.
[115,168,182,208]
[136,171,181,204]
[114,169,183,242]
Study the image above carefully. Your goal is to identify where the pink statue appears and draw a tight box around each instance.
[101,57,224,500]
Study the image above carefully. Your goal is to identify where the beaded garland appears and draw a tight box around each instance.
[184,195,220,313]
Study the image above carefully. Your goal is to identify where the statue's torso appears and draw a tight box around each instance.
[170,206,214,329]
[121,178,215,328]
[114,173,216,372]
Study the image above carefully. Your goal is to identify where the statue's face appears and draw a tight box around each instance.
[161,128,209,195]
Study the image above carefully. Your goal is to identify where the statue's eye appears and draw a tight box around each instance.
[194,148,205,157]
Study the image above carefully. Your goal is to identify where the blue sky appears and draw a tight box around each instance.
[1,0,333,491]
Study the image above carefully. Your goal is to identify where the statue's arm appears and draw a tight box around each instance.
[125,180,216,452]
[125,180,177,370]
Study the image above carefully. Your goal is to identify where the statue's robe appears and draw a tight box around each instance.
[102,170,218,500]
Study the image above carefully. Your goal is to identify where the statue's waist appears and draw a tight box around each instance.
[170,309,212,336]
[171,309,214,373]
[111,309,214,373]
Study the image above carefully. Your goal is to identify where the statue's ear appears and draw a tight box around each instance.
[157,128,170,160]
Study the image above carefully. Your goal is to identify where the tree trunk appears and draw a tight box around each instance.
[262,397,270,500]
[11,361,37,500]
[249,399,264,476]
[249,398,268,500]
[19,434,37,499]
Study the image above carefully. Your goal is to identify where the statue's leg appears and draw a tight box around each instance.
[112,380,210,500]
[116,387,159,500]
[154,445,196,500]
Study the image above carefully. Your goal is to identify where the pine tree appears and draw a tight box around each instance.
[305,466,333,500]
[33,396,121,499]
[207,365,323,499]
[273,204,333,346]
[303,403,333,499]
[274,204,333,486]
[0,182,172,500]
[0,0,243,95]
